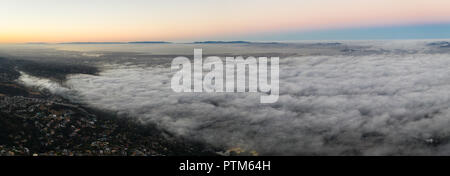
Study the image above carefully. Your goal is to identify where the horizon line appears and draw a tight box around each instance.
[2,38,450,45]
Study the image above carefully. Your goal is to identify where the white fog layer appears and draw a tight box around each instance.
[11,41,450,155]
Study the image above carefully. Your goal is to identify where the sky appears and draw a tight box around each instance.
[1,0,450,43]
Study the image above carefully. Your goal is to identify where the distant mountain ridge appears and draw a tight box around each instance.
[128,41,171,44]
[192,41,251,44]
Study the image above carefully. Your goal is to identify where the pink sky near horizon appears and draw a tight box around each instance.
[1,0,450,43]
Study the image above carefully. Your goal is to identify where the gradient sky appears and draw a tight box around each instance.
[1,0,450,43]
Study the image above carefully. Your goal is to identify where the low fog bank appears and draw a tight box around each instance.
[7,40,450,155]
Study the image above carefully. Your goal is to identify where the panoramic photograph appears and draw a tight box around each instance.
[2,0,450,168]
